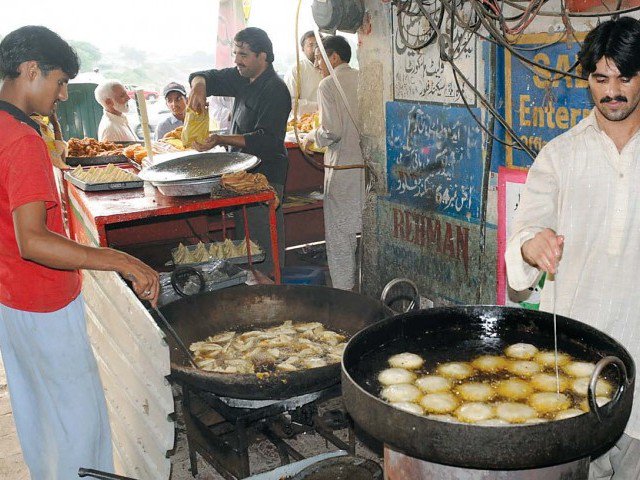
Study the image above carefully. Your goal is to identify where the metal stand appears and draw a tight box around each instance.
[181,384,354,479]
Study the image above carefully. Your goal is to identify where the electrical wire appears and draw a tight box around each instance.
[500,0,640,17]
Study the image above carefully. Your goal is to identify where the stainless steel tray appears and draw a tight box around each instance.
[64,171,143,192]
[137,151,260,183]
[66,154,130,167]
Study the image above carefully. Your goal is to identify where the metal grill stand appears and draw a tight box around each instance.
[180,383,355,479]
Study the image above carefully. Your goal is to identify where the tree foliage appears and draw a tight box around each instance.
[69,40,102,71]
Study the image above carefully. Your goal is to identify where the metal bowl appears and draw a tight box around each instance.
[153,177,221,196]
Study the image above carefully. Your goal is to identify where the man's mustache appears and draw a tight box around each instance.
[600,95,627,104]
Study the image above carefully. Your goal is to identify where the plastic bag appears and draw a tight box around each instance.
[32,115,67,168]
[181,107,210,148]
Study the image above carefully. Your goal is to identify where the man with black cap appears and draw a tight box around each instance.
[188,27,291,275]
[155,81,188,140]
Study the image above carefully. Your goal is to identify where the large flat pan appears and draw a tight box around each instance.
[342,306,635,469]
[159,284,392,400]
[138,151,259,183]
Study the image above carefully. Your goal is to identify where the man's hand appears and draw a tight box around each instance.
[300,134,314,154]
[521,228,564,274]
[118,252,160,307]
[188,76,207,114]
[193,134,222,151]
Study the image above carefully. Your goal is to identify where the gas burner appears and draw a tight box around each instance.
[180,383,355,479]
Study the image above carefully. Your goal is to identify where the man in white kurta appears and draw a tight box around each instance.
[94,80,137,142]
[284,31,322,115]
[505,17,640,480]
[306,36,364,290]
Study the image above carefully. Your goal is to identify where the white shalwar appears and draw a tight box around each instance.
[285,56,322,115]
[0,295,113,479]
[312,63,364,290]
[505,111,640,477]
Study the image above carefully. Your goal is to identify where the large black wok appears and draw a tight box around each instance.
[342,306,635,470]
[159,284,391,400]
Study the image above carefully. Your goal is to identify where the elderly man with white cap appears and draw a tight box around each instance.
[94,79,137,141]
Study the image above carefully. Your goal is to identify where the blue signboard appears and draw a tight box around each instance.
[386,101,483,223]
[503,34,593,169]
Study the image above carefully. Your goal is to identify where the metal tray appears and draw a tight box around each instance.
[64,171,143,192]
[137,151,260,183]
[170,239,265,266]
[158,261,249,306]
[66,141,140,167]
[66,154,130,167]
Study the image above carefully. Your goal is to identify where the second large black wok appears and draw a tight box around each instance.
[342,306,635,470]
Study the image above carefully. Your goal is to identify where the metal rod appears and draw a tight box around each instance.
[78,468,138,480]
[151,306,199,368]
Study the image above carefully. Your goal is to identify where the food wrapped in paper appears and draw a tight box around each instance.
[181,107,210,148]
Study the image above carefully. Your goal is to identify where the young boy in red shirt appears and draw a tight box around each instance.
[0,26,159,478]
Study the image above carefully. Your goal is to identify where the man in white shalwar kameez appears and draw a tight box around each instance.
[505,17,640,480]
[284,31,323,115]
[303,36,364,290]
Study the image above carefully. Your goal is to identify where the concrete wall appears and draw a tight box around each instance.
[356,0,632,305]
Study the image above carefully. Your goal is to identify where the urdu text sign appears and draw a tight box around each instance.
[505,33,592,169]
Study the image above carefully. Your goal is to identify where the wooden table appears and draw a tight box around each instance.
[66,181,281,283]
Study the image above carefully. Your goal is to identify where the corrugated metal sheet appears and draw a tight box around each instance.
[83,270,174,479]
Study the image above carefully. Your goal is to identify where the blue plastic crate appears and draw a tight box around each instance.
[281,266,325,285]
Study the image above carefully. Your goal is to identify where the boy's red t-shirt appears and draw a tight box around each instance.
[0,110,81,312]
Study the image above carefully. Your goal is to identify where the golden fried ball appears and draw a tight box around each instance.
[390,402,424,415]
[530,373,569,393]
[570,377,613,397]
[454,382,496,402]
[415,375,452,393]
[563,361,596,378]
[533,351,571,368]
[455,402,495,423]
[506,360,542,378]
[505,343,539,360]
[471,355,508,373]
[420,393,459,414]
[495,402,538,423]
[427,414,458,423]
[495,378,534,401]
[378,368,417,386]
[388,352,425,370]
[436,362,476,380]
[528,392,571,414]
[381,384,422,403]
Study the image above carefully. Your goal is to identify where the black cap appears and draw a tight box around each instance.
[162,82,187,98]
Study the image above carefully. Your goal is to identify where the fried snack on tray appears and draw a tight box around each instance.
[67,137,123,157]
[287,112,318,133]
[220,171,280,207]
[70,164,140,184]
[123,144,167,163]
[163,126,183,140]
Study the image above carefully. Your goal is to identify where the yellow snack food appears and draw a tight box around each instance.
[181,108,210,148]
